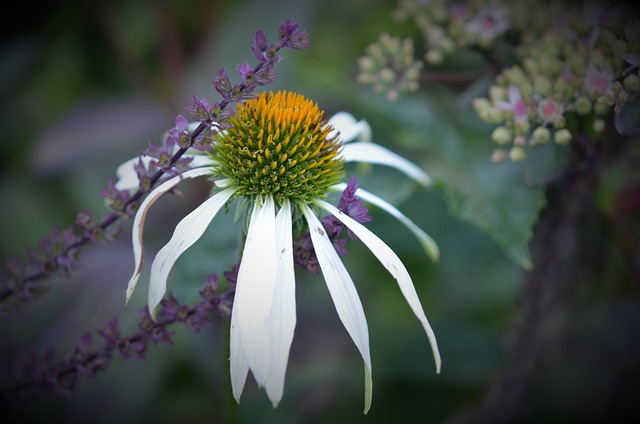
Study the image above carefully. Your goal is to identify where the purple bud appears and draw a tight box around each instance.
[175,114,189,132]
[236,61,256,86]
[186,96,212,122]
[213,69,232,98]
[279,19,310,50]
[252,30,268,61]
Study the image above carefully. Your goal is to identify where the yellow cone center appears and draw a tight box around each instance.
[213,91,344,203]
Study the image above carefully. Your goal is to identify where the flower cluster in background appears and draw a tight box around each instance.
[473,3,639,162]
[356,33,423,101]
[357,0,640,162]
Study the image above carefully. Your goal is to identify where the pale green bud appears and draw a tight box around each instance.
[425,49,444,65]
[553,115,566,128]
[492,126,513,145]
[489,85,508,102]
[594,98,611,115]
[509,146,526,161]
[574,96,592,115]
[472,97,491,112]
[593,118,605,133]
[484,107,504,125]
[554,128,572,145]
[534,75,552,97]
[358,56,376,73]
[532,126,550,144]
[368,44,384,61]
[506,67,527,86]
[379,68,395,84]
[554,78,571,96]
[514,119,531,136]
[519,82,534,99]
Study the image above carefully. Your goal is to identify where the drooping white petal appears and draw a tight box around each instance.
[341,142,431,187]
[264,199,297,407]
[326,112,372,143]
[301,204,373,414]
[316,199,441,374]
[232,196,278,387]
[230,302,250,403]
[332,182,439,262]
[148,186,236,316]
[126,167,215,304]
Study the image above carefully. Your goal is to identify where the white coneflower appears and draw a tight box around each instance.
[121,90,440,413]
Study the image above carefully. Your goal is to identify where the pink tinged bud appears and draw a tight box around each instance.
[498,86,528,121]
[513,99,528,120]
[584,65,612,97]
[537,98,564,123]
[491,149,507,162]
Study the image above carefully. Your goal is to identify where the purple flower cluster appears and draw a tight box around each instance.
[0,210,119,314]
[294,177,372,273]
[0,268,236,402]
[186,19,309,131]
[0,20,309,314]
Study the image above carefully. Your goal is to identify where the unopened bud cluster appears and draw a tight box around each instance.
[472,1,639,161]
[357,33,423,101]
[358,0,638,162]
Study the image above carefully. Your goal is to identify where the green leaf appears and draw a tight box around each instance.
[357,88,546,269]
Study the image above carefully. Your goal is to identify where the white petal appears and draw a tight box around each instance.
[187,154,217,169]
[265,199,297,407]
[232,196,278,387]
[341,142,431,187]
[148,186,236,316]
[301,204,373,414]
[326,112,372,143]
[333,183,439,261]
[230,304,250,403]
[316,199,441,374]
[126,167,215,304]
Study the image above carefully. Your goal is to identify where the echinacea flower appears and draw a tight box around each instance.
[121,90,440,413]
